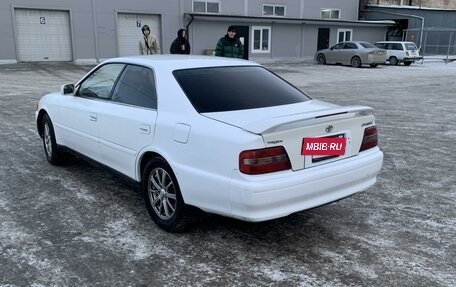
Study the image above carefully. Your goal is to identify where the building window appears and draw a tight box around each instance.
[263,4,285,17]
[252,26,271,53]
[337,29,352,42]
[193,1,220,13]
[321,9,340,19]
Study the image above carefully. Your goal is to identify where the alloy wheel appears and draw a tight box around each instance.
[148,167,177,220]
[44,122,53,157]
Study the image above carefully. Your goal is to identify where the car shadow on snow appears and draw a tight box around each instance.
[57,152,359,243]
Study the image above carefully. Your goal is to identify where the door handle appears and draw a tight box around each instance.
[89,113,98,121]
[139,124,151,134]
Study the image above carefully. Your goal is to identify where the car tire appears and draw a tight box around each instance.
[351,56,362,68]
[42,113,65,165]
[403,61,412,66]
[317,54,326,65]
[369,64,378,68]
[142,157,190,232]
[389,57,399,66]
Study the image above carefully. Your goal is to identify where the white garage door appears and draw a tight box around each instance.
[117,13,161,56]
[15,9,72,61]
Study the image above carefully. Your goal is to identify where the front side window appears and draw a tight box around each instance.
[111,65,157,109]
[252,26,271,53]
[78,64,125,99]
[321,9,340,19]
[263,5,285,17]
[332,42,345,50]
[193,1,220,13]
[173,66,310,113]
[337,29,352,42]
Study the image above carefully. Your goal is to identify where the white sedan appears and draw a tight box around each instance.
[36,55,383,232]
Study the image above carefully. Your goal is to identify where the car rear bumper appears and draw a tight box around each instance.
[403,56,423,62]
[228,147,383,222]
[367,53,387,64]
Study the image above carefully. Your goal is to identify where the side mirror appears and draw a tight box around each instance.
[60,84,74,95]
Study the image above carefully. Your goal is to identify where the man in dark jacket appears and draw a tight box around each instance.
[214,26,244,58]
[170,29,190,54]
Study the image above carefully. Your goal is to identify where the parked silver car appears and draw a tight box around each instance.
[315,41,387,68]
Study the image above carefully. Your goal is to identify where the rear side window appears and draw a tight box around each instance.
[405,43,418,50]
[111,65,157,109]
[173,66,310,113]
[393,43,403,50]
[344,43,358,49]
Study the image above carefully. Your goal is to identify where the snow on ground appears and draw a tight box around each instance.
[0,59,455,286]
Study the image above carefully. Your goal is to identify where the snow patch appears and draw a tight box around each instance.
[75,217,176,261]
[74,188,96,202]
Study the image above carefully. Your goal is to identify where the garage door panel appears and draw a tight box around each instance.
[15,9,72,61]
[117,13,161,57]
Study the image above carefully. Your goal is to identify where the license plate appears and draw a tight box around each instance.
[302,135,346,156]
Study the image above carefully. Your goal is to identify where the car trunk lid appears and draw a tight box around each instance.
[203,100,376,170]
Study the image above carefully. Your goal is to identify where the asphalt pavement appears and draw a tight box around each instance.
[0,60,455,286]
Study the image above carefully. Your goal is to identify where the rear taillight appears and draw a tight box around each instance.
[239,146,291,175]
[359,126,378,152]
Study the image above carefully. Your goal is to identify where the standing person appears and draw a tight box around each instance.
[139,25,160,55]
[214,25,244,58]
[170,29,190,54]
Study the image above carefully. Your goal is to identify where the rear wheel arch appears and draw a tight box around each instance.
[141,156,191,232]
[351,56,362,68]
[139,151,165,182]
[389,56,399,65]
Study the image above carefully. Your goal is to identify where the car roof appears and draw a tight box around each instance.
[338,41,375,46]
[102,55,259,70]
[341,41,370,44]
[375,41,415,44]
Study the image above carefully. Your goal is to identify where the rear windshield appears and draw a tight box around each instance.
[173,66,311,113]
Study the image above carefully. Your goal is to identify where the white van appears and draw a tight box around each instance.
[374,41,422,66]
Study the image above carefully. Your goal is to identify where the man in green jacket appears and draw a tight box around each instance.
[215,25,244,58]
